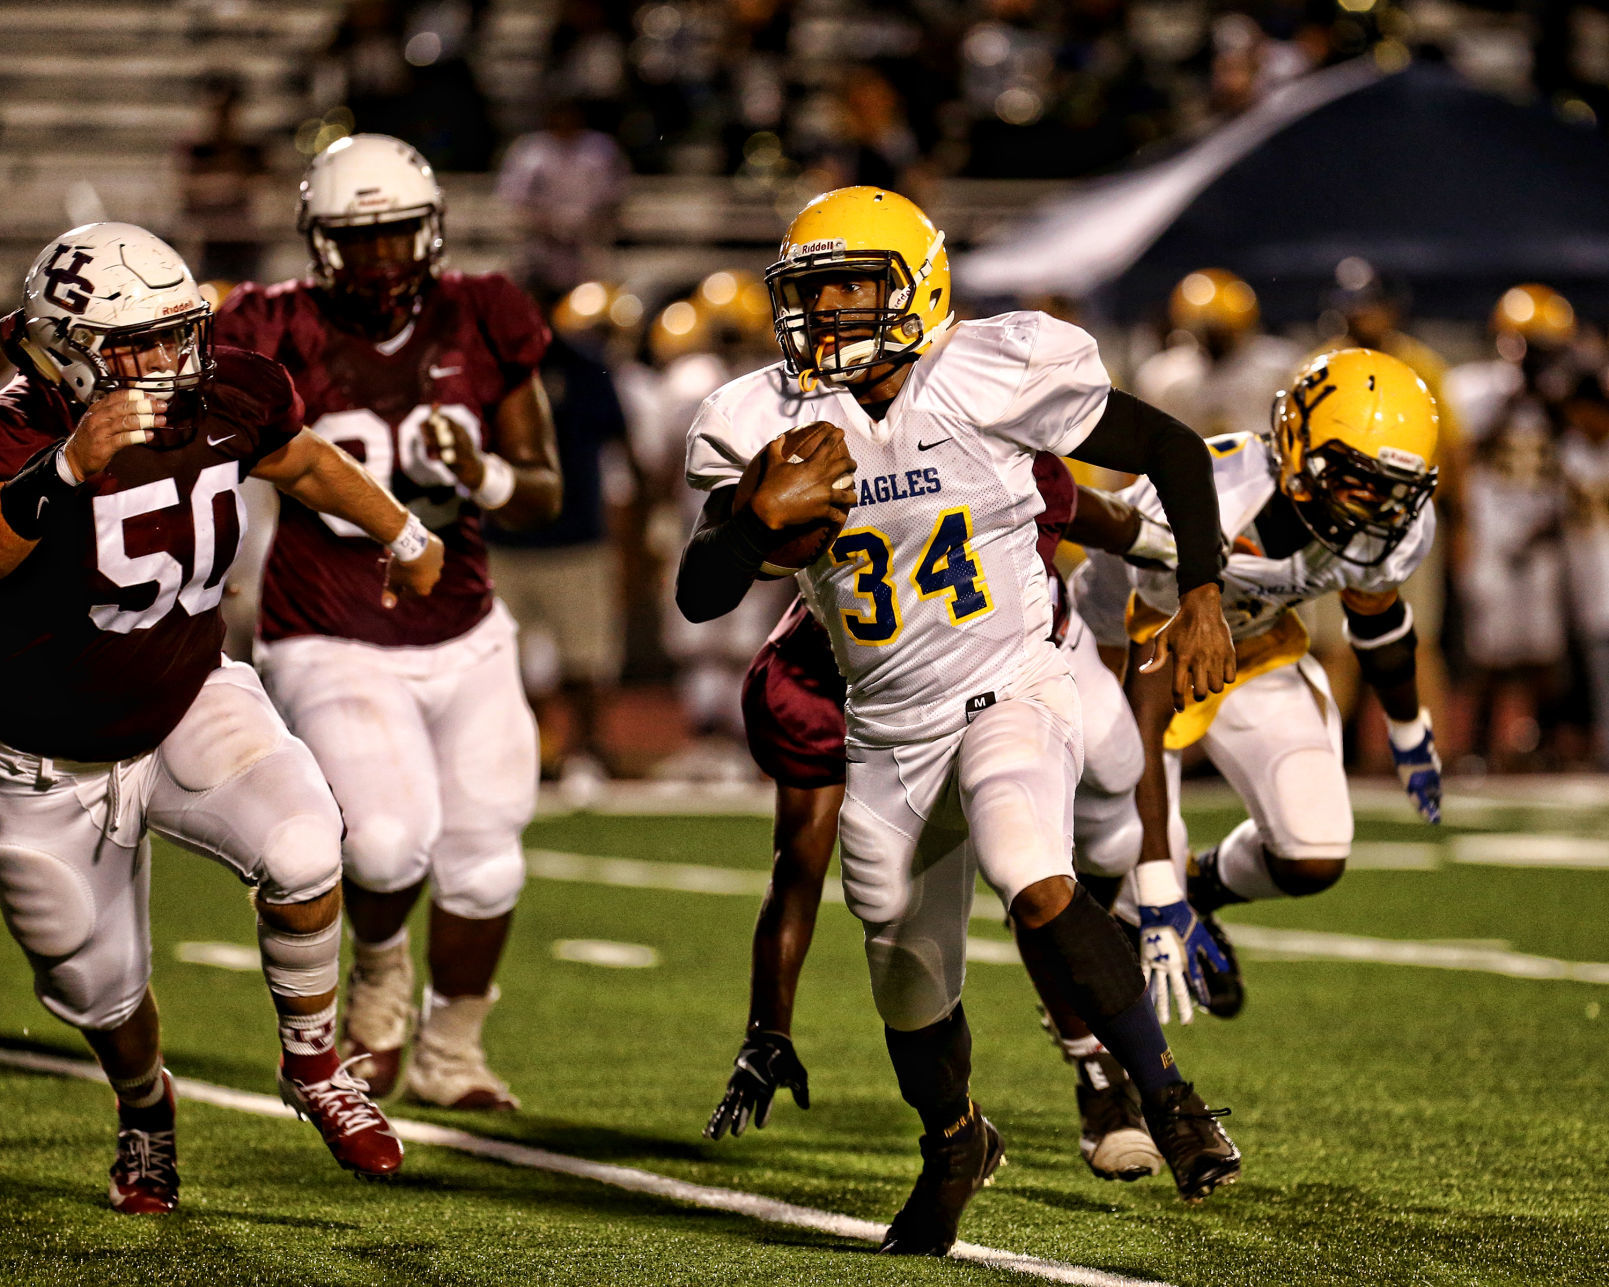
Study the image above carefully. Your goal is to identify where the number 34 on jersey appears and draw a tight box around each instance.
[831,505,993,646]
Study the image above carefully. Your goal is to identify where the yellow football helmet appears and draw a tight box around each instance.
[764,186,953,387]
[647,298,711,366]
[552,281,644,338]
[1271,347,1439,566]
[696,269,773,349]
[1491,283,1576,350]
[1169,268,1260,336]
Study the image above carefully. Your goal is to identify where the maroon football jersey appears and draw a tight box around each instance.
[216,272,549,648]
[0,332,303,761]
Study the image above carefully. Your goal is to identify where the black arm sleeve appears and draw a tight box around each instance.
[675,485,774,623]
[1069,389,1225,592]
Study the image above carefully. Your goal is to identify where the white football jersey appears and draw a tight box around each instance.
[685,311,1110,745]
[1123,432,1436,640]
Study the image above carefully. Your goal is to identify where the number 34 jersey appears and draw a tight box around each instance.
[0,332,303,762]
[215,272,549,648]
[686,311,1110,746]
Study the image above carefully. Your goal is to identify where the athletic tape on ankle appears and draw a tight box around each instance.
[109,1058,166,1106]
[257,917,341,997]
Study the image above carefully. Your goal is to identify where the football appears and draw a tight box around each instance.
[731,422,854,578]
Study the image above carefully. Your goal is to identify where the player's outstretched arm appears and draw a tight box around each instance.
[1342,588,1440,823]
[1124,644,1231,1024]
[1067,485,1176,566]
[253,429,445,606]
[1069,391,1233,706]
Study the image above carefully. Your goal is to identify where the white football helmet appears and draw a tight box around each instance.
[298,133,445,300]
[21,222,213,404]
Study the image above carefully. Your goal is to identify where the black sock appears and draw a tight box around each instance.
[1088,996,1184,1105]
[1014,884,1184,1104]
[884,1003,972,1137]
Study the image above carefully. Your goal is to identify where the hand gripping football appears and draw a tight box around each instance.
[732,422,855,579]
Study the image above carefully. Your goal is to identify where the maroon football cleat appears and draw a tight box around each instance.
[109,1070,179,1214]
[278,1056,404,1178]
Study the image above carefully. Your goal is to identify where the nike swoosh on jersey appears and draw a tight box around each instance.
[207,433,236,448]
[429,365,462,378]
[917,437,952,451]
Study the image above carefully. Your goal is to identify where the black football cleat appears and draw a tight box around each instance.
[878,1104,1005,1257]
[1196,909,1246,1018]
[1142,1081,1240,1205]
[1076,1052,1162,1182]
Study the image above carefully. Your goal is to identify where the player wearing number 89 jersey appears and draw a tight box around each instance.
[215,134,564,1114]
[681,187,1242,1248]
[0,222,441,1209]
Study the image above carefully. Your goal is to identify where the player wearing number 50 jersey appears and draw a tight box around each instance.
[216,134,563,1114]
[679,186,1241,1253]
[0,222,446,1212]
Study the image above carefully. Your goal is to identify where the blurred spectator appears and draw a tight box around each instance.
[1558,359,1609,768]
[1132,268,1300,440]
[1445,285,1579,771]
[807,64,924,194]
[486,307,637,791]
[496,99,630,297]
[179,75,266,285]
[316,0,415,141]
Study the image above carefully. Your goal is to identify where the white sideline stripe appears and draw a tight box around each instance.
[0,1048,1170,1287]
[1230,925,1609,985]
[175,941,259,971]
[530,849,1609,985]
[1451,834,1609,868]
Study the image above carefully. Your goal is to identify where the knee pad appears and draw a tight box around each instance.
[343,812,434,897]
[1079,708,1144,799]
[256,916,340,998]
[431,835,526,920]
[837,795,915,926]
[0,846,96,958]
[1262,746,1353,860]
[1267,854,1347,897]
[864,926,966,1032]
[1072,789,1142,880]
[38,966,148,1032]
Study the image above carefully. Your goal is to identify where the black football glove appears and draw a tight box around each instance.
[703,1030,810,1140]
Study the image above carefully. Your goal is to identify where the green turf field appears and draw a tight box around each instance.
[1,787,1606,1287]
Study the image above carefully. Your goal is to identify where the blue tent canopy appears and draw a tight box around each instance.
[959,62,1609,324]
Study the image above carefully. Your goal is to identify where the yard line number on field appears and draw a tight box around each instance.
[0,1047,1173,1287]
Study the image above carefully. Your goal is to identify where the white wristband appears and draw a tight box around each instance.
[55,445,82,485]
[387,512,431,563]
[1387,706,1432,750]
[1134,860,1186,906]
[471,452,516,511]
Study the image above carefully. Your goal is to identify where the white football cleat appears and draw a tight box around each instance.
[340,934,415,1098]
[403,987,521,1111]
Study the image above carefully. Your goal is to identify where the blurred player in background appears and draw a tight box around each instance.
[654,273,797,781]
[1132,268,1300,442]
[217,135,563,1111]
[485,282,638,791]
[680,186,1241,1254]
[0,223,444,1210]
[1444,285,1576,770]
[705,458,1183,1191]
[1079,349,1443,1035]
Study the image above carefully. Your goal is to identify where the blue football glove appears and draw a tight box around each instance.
[1387,708,1441,824]
[1138,900,1233,1026]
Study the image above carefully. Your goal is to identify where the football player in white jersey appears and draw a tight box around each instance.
[678,186,1241,1255]
[1080,348,1442,1026]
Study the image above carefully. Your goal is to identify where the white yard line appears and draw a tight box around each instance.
[528,849,1609,984]
[0,1047,1172,1287]
[1227,925,1609,985]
